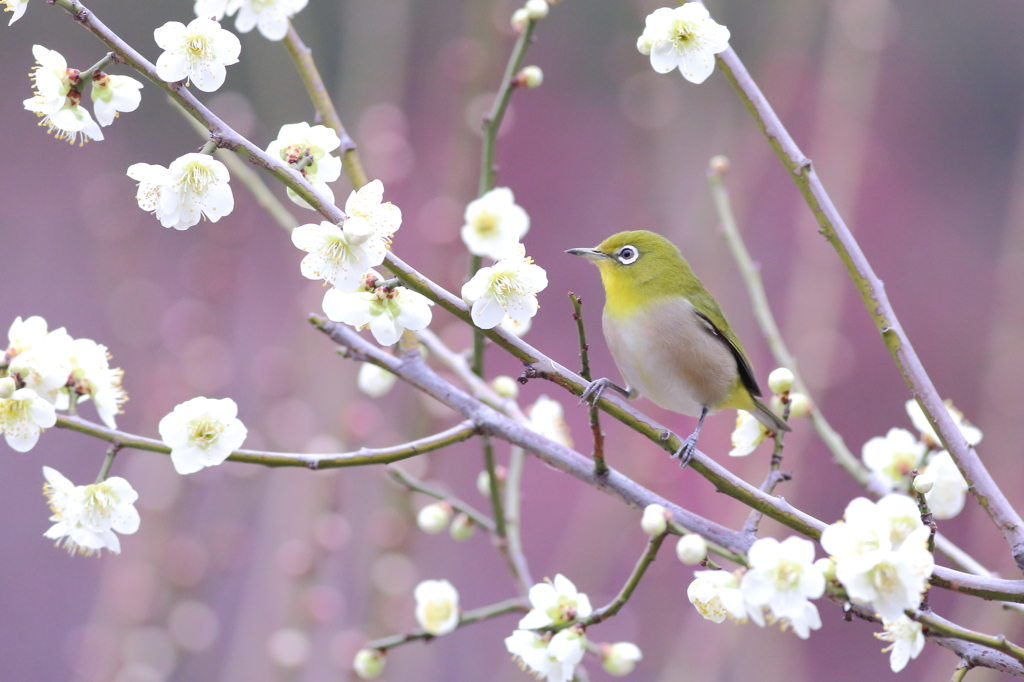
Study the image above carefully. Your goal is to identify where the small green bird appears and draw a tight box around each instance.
[567,230,789,465]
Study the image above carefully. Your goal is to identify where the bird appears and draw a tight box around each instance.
[566,229,789,466]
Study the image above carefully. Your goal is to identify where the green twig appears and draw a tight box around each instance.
[282,23,367,191]
[951,662,971,682]
[741,395,793,535]
[570,293,607,476]
[483,437,508,539]
[579,534,666,626]
[388,467,495,532]
[57,413,476,469]
[916,611,1024,665]
[94,442,121,483]
[505,445,534,589]
[365,597,528,650]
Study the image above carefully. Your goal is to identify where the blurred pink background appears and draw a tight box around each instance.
[3,0,1024,679]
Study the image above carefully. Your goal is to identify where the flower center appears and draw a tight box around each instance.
[473,211,499,237]
[0,397,28,431]
[80,482,118,527]
[181,161,216,195]
[489,273,526,305]
[870,561,899,593]
[671,19,697,48]
[188,416,225,449]
[424,599,452,629]
[184,32,216,64]
[773,558,802,592]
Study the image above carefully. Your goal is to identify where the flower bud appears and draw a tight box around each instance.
[358,363,397,398]
[768,367,794,394]
[510,7,530,32]
[491,375,519,399]
[449,513,475,541]
[353,648,385,679]
[524,0,548,19]
[416,502,452,534]
[476,467,507,497]
[708,155,730,177]
[814,557,836,582]
[640,504,668,536]
[788,392,812,418]
[0,376,16,399]
[344,215,373,245]
[516,65,544,88]
[676,533,707,565]
[913,474,933,495]
[602,642,643,676]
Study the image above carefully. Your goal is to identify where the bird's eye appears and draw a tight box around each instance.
[617,246,639,264]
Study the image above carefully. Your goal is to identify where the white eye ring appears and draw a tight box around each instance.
[617,245,639,264]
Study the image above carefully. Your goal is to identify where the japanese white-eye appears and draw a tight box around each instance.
[567,230,789,465]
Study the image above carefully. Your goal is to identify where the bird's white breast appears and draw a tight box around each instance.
[602,297,736,417]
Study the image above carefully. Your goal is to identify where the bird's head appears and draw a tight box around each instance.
[566,230,694,303]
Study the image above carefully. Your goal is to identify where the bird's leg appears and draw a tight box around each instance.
[673,406,708,469]
[578,377,632,406]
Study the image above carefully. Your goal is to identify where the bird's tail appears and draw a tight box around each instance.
[751,398,792,433]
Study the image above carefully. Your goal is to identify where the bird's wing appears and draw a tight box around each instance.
[692,308,762,398]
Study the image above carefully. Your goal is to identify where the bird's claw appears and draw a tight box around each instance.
[579,378,609,406]
[672,434,699,469]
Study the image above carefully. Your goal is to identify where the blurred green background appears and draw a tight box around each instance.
[3,0,1024,679]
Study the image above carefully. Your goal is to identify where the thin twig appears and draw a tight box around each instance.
[570,293,607,477]
[388,468,495,533]
[951,662,972,682]
[282,23,367,191]
[742,396,793,535]
[505,445,534,588]
[364,597,528,650]
[580,534,666,626]
[714,43,1024,570]
[94,442,121,484]
[707,160,876,490]
[916,610,1024,665]
[56,414,477,469]
[483,436,508,539]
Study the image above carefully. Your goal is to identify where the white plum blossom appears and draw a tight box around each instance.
[739,536,825,639]
[357,363,397,398]
[499,314,532,337]
[876,616,926,673]
[3,0,29,24]
[62,338,127,429]
[128,154,234,230]
[158,396,248,475]
[862,427,927,492]
[636,4,730,84]
[602,642,642,676]
[23,45,75,116]
[154,18,241,92]
[0,377,56,452]
[461,187,530,260]
[265,122,342,208]
[820,496,934,622]
[917,451,968,520]
[5,320,73,404]
[527,395,572,449]
[344,179,402,244]
[518,574,592,629]
[505,627,586,682]
[42,466,140,555]
[292,221,386,292]
[462,243,548,330]
[6,315,52,356]
[729,409,767,457]
[413,579,460,636]
[322,272,434,347]
[195,0,308,41]
[905,398,982,449]
[90,73,143,127]
[687,569,747,623]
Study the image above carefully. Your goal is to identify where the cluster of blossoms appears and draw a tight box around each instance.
[23,45,143,145]
[458,187,548,333]
[686,495,933,672]
[505,575,590,682]
[862,399,976,519]
[637,4,731,84]
[292,180,435,346]
[1,316,126,451]
[194,0,307,42]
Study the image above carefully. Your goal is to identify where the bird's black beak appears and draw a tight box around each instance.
[565,247,608,262]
